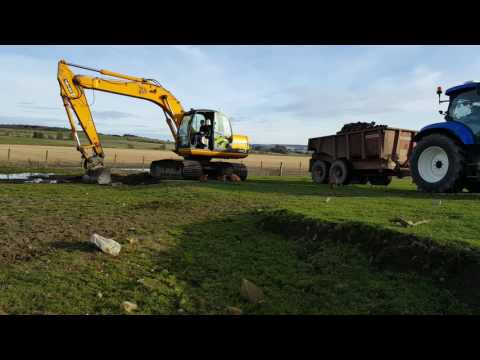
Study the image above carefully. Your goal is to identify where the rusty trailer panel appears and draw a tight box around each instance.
[308,127,417,177]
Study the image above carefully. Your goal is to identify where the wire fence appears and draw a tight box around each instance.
[0,146,311,177]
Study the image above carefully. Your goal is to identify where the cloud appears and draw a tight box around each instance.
[2,45,480,144]
[92,110,136,119]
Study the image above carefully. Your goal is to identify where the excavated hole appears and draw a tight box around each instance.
[257,209,480,308]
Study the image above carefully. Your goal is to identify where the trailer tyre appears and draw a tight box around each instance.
[311,160,330,184]
[410,134,466,193]
[329,159,350,185]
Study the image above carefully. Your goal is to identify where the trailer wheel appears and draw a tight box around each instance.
[329,159,350,185]
[369,175,392,186]
[311,160,330,184]
[410,134,466,193]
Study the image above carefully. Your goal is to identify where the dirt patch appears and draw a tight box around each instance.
[258,209,480,307]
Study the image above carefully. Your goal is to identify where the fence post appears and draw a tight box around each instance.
[7,147,11,162]
[113,153,117,167]
[45,150,49,164]
[142,156,145,171]
[260,160,263,169]
[299,161,302,170]
[279,162,283,176]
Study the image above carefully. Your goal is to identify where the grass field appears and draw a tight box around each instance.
[0,168,479,315]
[0,126,174,150]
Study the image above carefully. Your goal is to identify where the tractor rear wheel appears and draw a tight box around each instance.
[329,159,350,185]
[311,160,330,184]
[410,134,466,193]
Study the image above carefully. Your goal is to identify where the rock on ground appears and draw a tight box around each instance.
[89,233,121,256]
[226,306,242,315]
[240,279,265,304]
[121,301,138,313]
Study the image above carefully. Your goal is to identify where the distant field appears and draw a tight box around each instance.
[0,144,311,175]
[0,126,311,175]
[0,127,174,150]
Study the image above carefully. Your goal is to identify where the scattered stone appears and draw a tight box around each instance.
[127,236,139,245]
[199,174,208,182]
[226,306,242,315]
[325,197,331,203]
[128,227,136,232]
[391,218,431,228]
[111,182,122,187]
[434,200,442,206]
[228,174,241,183]
[178,308,185,314]
[240,279,265,304]
[97,292,103,299]
[89,233,122,256]
[121,301,138,313]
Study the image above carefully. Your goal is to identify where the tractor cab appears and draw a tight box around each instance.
[442,82,480,141]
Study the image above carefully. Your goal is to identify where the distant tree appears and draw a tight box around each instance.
[270,145,288,154]
[67,132,74,140]
[127,144,135,149]
[33,132,45,139]
[56,132,64,140]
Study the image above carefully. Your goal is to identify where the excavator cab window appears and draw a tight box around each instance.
[177,114,192,148]
[213,112,232,150]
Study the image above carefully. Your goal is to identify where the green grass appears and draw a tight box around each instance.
[0,173,478,314]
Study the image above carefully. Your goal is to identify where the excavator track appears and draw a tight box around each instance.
[150,159,203,180]
[150,159,247,181]
[231,163,248,181]
[182,160,204,180]
[203,161,248,180]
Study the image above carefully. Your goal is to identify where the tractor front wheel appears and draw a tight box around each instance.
[410,134,466,193]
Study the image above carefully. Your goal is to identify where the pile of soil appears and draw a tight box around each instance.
[337,122,388,134]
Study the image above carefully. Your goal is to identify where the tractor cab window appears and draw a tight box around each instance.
[448,89,480,137]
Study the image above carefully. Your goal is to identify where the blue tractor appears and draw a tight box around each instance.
[410,82,480,193]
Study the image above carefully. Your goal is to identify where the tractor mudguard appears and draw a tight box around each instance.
[414,121,476,145]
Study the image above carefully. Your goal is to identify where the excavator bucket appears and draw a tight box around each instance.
[82,168,112,185]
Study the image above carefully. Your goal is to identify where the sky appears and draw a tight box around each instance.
[0,45,479,144]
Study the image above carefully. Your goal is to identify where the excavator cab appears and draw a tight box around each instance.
[176,109,247,156]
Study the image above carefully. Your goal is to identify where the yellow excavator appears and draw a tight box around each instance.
[57,60,250,184]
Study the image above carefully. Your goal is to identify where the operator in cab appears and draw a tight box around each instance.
[194,120,212,149]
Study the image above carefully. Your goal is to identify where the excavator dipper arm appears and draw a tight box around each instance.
[57,60,185,169]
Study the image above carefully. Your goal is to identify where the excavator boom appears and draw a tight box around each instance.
[58,60,185,168]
